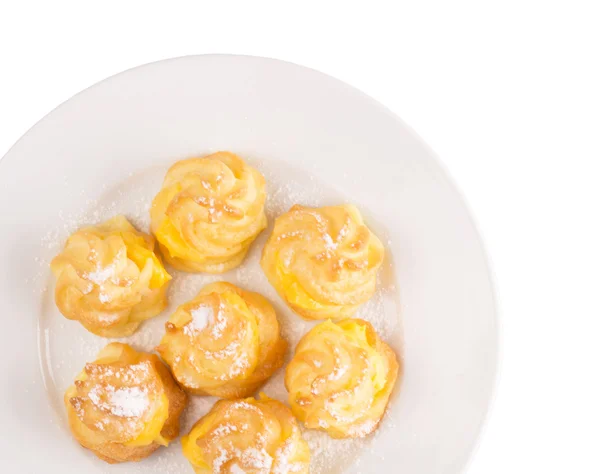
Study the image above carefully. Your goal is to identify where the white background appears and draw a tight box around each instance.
[1,1,599,472]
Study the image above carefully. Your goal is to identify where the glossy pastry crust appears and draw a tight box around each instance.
[150,152,267,273]
[157,282,287,398]
[285,319,399,439]
[50,215,171,337]
[64,343,187,463]
[261,204,384,320]
[181,394,310,474]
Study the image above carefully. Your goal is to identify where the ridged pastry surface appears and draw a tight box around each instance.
[64,343,187,463]
[150,152,267,273]
[51,215,171,337]
[157,282,287,398]
[285,319,399,439]
[182,394,310,474]
[261,204,384,320]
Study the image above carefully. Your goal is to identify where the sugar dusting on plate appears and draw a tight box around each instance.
[36,157,401,474]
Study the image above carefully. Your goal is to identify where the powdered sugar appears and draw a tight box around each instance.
[241,447,273,470]
[84,263,116,284]
[210,303,228,339]
[327,348,347,381]
[301,428,369,474]
[98,292,112,304]
[354,274,399,337]
[226,352,251,379]
[211,423,238,438]
[213,446,273,474]
[229,400,261,413]
[94,311,121,324]
[207,424,308,474]
[88,385,149,418]
[212,448,232,472]
[184,305,213,335]
[208,340,241,361]
[346,419,378,438]
[322,232,337,251]
[272,437,307,474]
[106,386,150,417]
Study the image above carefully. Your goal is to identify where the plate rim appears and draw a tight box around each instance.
[0,54,500,474]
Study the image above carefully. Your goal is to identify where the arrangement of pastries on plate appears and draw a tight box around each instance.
[53,151,400,470]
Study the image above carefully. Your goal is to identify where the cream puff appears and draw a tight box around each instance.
[150,152,267,273]
[261,204,384,320]
[157,282,286,398]
[285,319,399,438]
[182,394,310,473]
[51,216,171,337]
[64,343,187,463]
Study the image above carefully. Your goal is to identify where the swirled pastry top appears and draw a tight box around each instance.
[157,282,286,399]
[50,215,171,337]
[285,319,399,439]
[64,343,187,463]
[261,204,384,320]
[150,152,267,273]
[182,394,310,474]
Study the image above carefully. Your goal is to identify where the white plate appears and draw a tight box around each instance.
[0,55,497,474]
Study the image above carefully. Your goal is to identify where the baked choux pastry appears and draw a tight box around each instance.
[182,394,310,473]
[64,343,187,463]
[150,152,267,273]
[50,215,171,337]
[157,282,286,398]
[261,204,384,320]
[285,319,399,438]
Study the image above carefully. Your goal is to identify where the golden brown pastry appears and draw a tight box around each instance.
[182,394,310,473]
[50,216,171,337]
[64,343,187,463]
[285,319,399,439]
[157,282,287,398]
[150,152,267,273]
[261,204,384,320]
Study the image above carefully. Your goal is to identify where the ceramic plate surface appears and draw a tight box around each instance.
[0,55,497,474]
